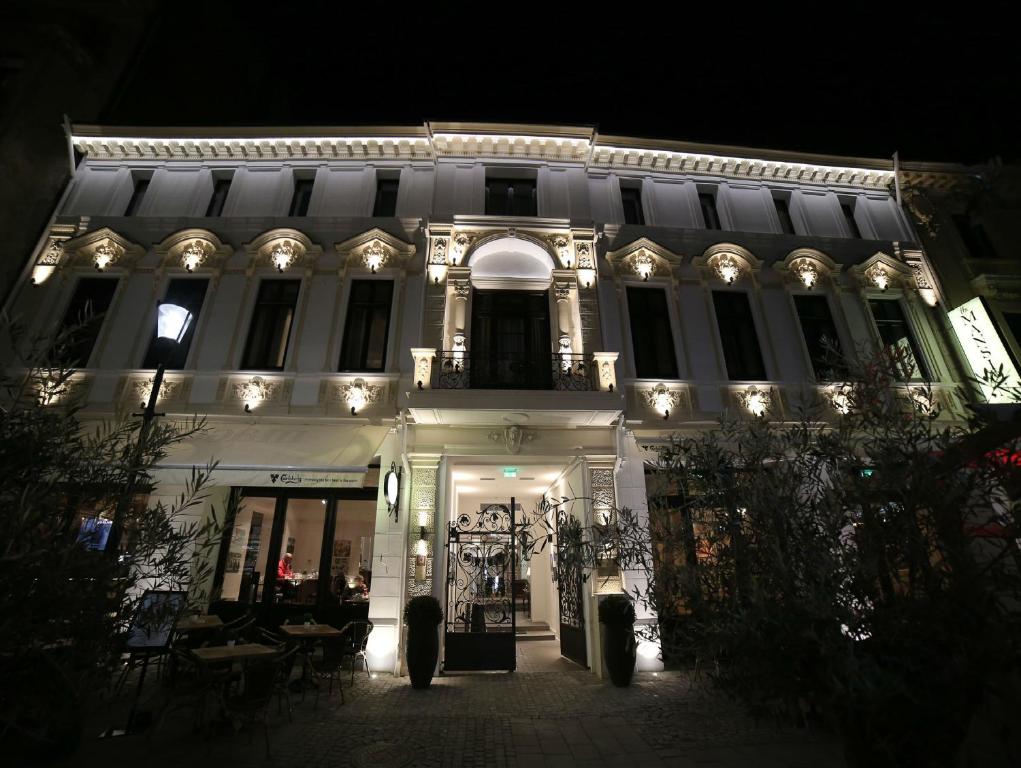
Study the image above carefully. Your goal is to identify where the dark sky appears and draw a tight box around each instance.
[104,2,1019,165]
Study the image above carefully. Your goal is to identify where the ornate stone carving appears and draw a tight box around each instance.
[554,284,571,302]
[133,376,180,405]
[270,242,297,272]
[93,242,123,271]
[711,252,741,284]
[180,242,207,272]
[549,235,572,267]
[630,250,656,280]
[574,241,594,269]
[792,258,818,288]
[643,384,686,418]
[452,281,471,299]
[739,386,771,417]
[336,378,383,412]
[361,239,389,272]
[449,232,474,265]
[489,425,536,454]
[235,376,281,407]
[864,263,891,291]
[40,238,65,266]
[429,236,449,265]
[903,187,940,238]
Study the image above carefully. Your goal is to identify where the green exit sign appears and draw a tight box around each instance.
[503,467,519,478]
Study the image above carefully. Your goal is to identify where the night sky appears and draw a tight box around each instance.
[104,2,1018,165]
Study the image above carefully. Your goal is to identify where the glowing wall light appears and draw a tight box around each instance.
[270,242,296,272]
[713,253,741,285]
[181,242,206,272]
[362,240,388,273]
[93,243,119,272]
[31,265,56,285]
[865,263,890,291]
[741,386,770,417]
[793,259,818,289]
[632,252,655,281]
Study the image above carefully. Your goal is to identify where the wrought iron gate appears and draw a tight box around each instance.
[557,508,588,667]
[443,500,517,672]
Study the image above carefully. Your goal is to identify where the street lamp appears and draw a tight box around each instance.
[106,302,192,558]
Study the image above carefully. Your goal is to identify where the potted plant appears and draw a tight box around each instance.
[598,594,637,687]
[403,595,443,689]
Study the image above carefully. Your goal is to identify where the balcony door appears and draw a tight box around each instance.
[470,290,551,389]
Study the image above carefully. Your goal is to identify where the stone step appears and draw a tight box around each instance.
[516,630,557,642]
[516,621,551,633]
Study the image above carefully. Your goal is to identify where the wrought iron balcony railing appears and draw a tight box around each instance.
[432,351,597,391]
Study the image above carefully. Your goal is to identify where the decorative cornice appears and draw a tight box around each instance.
[62,227,145,270]
[243,228,321,273]
[335,227,416,270]
[154,228,233,272]
[605,237,682,279]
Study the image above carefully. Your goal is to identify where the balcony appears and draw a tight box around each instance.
[406,349,622,427]
[432,351,597,391]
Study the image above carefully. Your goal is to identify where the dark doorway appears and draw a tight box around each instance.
[470,290,552,389]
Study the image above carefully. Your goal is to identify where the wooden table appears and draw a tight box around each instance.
[279,624,345,639]
[190,643,277,664]
[176,615,224,633]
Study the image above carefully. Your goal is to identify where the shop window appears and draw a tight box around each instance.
[241,279,301,370]
[485,176,537,216]
[713,291,767,380]
[372,176,399,217]
[627,286,678,379]
[794,294,845,379]
[142,278,208,370]
[699,190,721,230]
[124,175,150,216]
[773,194,796,235]
[205,175,232,217]
[57,277,118,367]
[289,177,314,216]
[841,199,862,238]
[620,183,645,225]
[868,298,930,380]
[218,496,278,605]
[339,280,393,371]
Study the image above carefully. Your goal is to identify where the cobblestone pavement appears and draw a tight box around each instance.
[60,640,844,768]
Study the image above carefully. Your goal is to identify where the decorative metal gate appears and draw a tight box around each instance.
[557,508,588,667]
[443,500,517,672]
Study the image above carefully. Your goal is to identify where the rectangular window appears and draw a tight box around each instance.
[339,280,393,371]
[712,291,766,380]
[841,200,862,238]
[952,215,998,259]
[205,175,232,217]
[124,176,149,216]
[241,280,301,370]
[289,178,314,216]
[620,184,645,225]
[868,299,929,380]
[793,295,845,379]
[372,177,399,217]
[485,177,537,216]
[57,278,118,366]
[699,191,721,230]
[773,195,796,235]
[142,278,209,370]
[627,286,678,379]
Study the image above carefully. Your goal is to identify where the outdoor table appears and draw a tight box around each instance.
[190,643,277,664]
[279,624,346,692]
[176,614,224,633]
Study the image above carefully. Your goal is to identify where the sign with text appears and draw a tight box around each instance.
[948,297,1021,403]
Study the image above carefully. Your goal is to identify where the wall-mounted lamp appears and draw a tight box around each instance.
[577,268,595,289]
[645,383,679,420]
[30,265,56,285]
[793,259,818,289]
[713,253,741,285]
[633,252,655,281]
[740,386,770,417]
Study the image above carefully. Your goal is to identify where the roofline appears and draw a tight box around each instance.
[69,121,995,182]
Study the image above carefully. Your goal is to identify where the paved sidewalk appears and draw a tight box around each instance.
[62,640,844,768]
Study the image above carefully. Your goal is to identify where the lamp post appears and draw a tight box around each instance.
[106,302,193,559]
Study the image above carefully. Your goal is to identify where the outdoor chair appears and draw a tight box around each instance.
[148,649,228,739]
[341,620,374,684]
[308,636,346,707]
[223,653,285,758]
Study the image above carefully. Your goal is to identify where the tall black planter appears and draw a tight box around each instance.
[406,623,439,689]
[601,622,637,687]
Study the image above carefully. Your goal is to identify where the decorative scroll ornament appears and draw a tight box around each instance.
[829,385,852,415]
[93,243,121,272]
[632,251,655,281]
[488,425,536,454]
[37,374,67,405]
[362,240,388,273]
[340,378,381,414]
[41,238,65,266]
[643,383,679,419]
[236,376,279,412]
[713,253,741,285]
[181,242,207,272]
[792,258,818,289]
[909,387,934,414]
[452,281,471,299]
[903,187,940,239]
[550,235,572,267]
[554,284,571,301]
[865,263,890,291]
[270,242,296,272]
[740,386,770,417]
[449,233,473,265]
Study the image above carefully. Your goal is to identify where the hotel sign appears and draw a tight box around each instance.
[947,298,1021,403]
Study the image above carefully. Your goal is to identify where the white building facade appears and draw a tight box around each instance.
[5,122,973,678]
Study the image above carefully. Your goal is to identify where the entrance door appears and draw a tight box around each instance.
[556,508,588,667]
[443,501,517,671]
[470,290,551,389]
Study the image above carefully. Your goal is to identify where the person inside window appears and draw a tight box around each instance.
[277,552,294,579]
[344,574,368,600]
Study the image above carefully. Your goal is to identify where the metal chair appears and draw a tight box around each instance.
[223,653,286,758]
[308,636,346,707]
[341,620,374,684]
